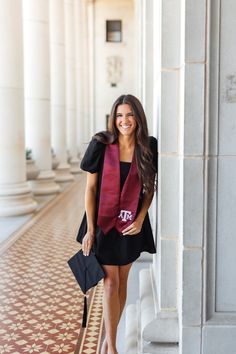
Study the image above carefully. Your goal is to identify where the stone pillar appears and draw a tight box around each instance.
[64,0,80,174]
[87,0,95,137]
[23,0,60,195]
[152,0,181,345]
[0,0,37,216]
[74,0,90,152]
[181,1,236,353]
[74,0,86,155]
[50,0,74,183]
[143,0,154,129]
[133,0,181,352]
[179,1,206,352]
[134,0,143,100]
[140,0,146,104]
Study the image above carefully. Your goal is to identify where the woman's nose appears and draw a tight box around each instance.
[122,115,129,122]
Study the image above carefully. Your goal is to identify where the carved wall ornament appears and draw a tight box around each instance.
[223,74,236,103]
[106,56,123,86]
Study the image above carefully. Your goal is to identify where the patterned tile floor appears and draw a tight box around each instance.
[0,176,104,354]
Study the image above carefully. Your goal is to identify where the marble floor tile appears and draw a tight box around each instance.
[0,176,104,354]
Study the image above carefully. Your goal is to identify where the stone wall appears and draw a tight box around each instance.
[93,0,137,132]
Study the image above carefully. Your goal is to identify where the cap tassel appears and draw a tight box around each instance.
[82,295,87,328]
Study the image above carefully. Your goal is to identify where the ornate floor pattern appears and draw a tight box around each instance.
[75,282,104,354]
[0,176,104,354]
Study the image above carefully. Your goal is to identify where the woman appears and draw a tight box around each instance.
[77,94,157,354]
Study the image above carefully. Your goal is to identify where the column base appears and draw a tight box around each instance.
[29,170,61,195]
[140,268,179,343]
[26,159,40,180]
[0,182,37,217]
[54,163,75,183]
[125,267,179,354]
[69,157,82,174]
[125,300,179,354]
[143,342,179,354]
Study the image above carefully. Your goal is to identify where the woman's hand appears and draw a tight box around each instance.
[122,217,144,236]
[82,232,95,256]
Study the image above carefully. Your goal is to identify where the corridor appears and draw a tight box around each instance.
[1,0,236,352]
[0,176,104,354]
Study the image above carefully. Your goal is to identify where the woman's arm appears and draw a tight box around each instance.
[122,191,154,236]
[82,172,98,255]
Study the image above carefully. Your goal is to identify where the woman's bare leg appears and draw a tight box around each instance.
[118,263,132,319]
[102,265,120,354]
[101,263,132,354]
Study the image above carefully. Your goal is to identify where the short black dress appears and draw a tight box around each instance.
[76,136,158,266]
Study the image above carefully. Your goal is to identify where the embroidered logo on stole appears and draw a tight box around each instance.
[118,210,133,222]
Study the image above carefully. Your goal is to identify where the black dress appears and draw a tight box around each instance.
[76,136,158,266]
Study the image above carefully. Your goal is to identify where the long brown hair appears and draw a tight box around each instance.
[94,94,156,194]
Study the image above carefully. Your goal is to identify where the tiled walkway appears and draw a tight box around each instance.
[0,176,104,354]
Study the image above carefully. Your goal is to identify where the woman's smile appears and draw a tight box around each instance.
[120,124,131,130]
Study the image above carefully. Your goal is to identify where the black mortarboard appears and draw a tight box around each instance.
[67,249,105,327]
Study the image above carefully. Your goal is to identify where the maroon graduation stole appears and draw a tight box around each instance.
[97,143,142,234]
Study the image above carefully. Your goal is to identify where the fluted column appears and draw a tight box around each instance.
[23,0,60,195]
[126,1,180,352]
[87,0,95,136]
[65,0,80,174]
[74,0,85,155]
[74,0,90,153]
[149,0,181,346]
[0,0,37,216]
[74,0,84,154]
[50,0,74,183]
[134,0,143,99]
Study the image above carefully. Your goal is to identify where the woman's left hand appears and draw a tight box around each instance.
[122,218,144,236]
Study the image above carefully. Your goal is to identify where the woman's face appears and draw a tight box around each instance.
[115,104,137,137]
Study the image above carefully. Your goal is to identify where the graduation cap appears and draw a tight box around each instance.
[67,249,105,327]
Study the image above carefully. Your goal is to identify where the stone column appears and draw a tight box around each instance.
[179,0,206,351]
[143,0,154,129]
[141,0,146,106]
[50,0,74,183]
[134,0,143,99]
[181,1,236,353]
[0,0,37,216]
[74,0,85,155]
[74,0,90,152]
[138,0,181,352]
[23,0,60,195]
[87,0,95,137]
[153,0,181,343]
[64,0,80,174]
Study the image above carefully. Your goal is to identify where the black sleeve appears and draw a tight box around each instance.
[149,136,158,173]
[80,138,105,173]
